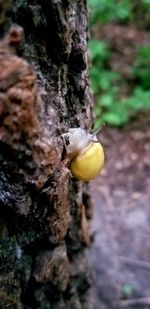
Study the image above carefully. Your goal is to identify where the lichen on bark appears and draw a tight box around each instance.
[0,0,93,308]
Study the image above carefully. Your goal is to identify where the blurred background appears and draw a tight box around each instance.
[87,1,150,308]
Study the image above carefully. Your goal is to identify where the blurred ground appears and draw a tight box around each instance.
[87,20,150,309]
[89,113,150,309]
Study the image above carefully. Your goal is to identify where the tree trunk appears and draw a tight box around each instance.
[0,0,93,308]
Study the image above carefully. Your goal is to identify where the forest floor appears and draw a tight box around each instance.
[89,114,150,309]
[88,24,150,309]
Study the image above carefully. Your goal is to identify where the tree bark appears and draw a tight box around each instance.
[0,0,93,308]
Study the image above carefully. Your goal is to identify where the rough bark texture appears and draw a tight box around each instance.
[0,0,93,308]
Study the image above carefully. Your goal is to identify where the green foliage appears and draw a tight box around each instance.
[89,39,120,92]
[132,45,150,89]
[87,0,132,25]
[122,283,134,297]
[87,0,150,26]
[88,40,109,63]
[94,88,150,127]
[88,0,150,127]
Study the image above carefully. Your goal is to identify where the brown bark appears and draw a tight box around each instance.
[0,0,93,308]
